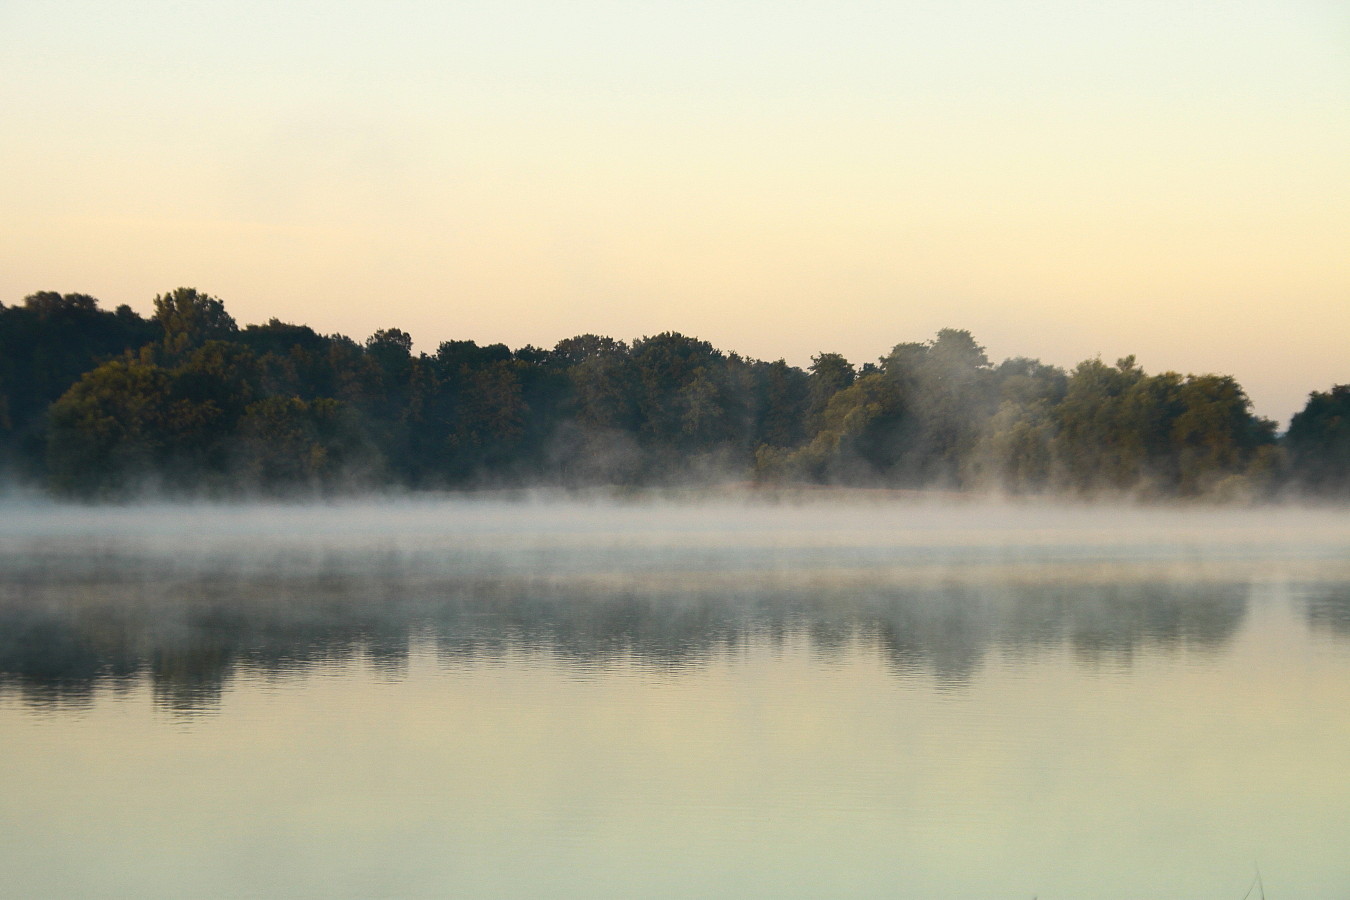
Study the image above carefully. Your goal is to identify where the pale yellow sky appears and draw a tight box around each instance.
[2,0,1347,424]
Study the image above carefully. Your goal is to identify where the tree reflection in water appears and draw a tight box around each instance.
[0,563,1279,714]
[1302,582,1350,637]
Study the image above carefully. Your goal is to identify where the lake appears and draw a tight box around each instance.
[2,498,1349,898]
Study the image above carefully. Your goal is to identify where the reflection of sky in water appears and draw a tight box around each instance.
[2,502,1350,898]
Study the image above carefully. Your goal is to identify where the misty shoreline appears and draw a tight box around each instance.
[6,291,1347,503]
[4,480,1350,513]
[4,492,1347,558]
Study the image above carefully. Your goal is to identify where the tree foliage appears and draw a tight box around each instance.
[0,286,1333,500]
[1285,385,1350,494]
[154,287,237,358]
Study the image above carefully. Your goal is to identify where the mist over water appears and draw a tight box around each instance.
[3,498,1350,898]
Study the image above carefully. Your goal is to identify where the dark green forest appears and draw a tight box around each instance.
[2,288,1346,500]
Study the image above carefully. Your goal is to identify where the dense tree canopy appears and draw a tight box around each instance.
[1,286,1339,500]
[0,293,160,479]
[1284,385,1350,494]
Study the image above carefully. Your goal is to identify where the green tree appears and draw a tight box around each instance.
[1170,374,1272,494]
[446,361,528,475]
[154,288,237,358]
[237,397,378,491]
[752,359,810,450]
[554,335,638,432]
[629,332,726,449]
[881,329,996,486]
[0,292,158,476]
[806,353,856,432]
[46,360,179,495]
[966,358,1068,492]
[678,367,725,444]
[1051,357,1147,492]
[786,372,904,481]
[365,328,414,379]
[1285,385,1350,495]
[1050,358,1273,496]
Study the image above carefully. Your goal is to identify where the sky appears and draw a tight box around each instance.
[2,0,1347,425]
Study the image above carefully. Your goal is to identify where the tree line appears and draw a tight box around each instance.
[1,288,1345,499]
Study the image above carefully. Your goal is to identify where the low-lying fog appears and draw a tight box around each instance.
[5,493,1349,573]
[3,495,1348,712]
[5,496,1350,899]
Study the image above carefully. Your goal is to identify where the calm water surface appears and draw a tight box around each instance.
[2,499,1349,898]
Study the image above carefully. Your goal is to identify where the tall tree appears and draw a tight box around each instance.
[0,292,158,476]
[1285,385,1350,495]
[881,329,995,486]
[806,353,856,433]
[154,288,237,358]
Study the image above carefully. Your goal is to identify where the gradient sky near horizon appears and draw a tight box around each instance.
[2,1,1347,425]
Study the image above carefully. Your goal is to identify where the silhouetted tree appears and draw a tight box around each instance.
[0,292,158,477]
[10,284,1317,500]
[1286,385,1350,495]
